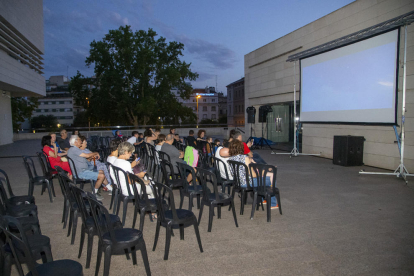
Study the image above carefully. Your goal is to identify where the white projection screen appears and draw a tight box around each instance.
[300,29,399,124]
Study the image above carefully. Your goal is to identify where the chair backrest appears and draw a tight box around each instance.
[111,165,133,196]
[55,166,69,199]
[129,173,154,211]
[66,156,80,179]
[70,184,90,226]
[22,155,38,181]
[37,151,56,177]
[106,162,116,186]
[211,156,231,183]
[227,160,252,190]
[158,151,171,163]
[153,182,179,222]
[86,193,117,244]
[197,168,220,201]
[0,168,14,197]
[176,162,198,193]
[1,222,38,276]
[249,163,277,193]
[0,179,10,214]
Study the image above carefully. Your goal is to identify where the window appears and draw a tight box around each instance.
[51,101,56,104]
[203,114,207,119]
[64,108,72,112]
[65,101,72,104]
[59,101,64,104]
[229,106,231,114]
[220,110,223,115]
[59,109,65,112]
[35,109,41,113]
[40,102,44,105]
[203,99,207,102]
[211,106,216,111]
[202,106,207,111]
[43,109,49,112]
[193,99,195,102]
[52,109,57,112]
[212,99,215,102]
[212,114,216,119]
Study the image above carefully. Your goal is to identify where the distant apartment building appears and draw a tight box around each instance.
[218,92,227,121]
[0,0,45,144]
[227,77,245,126]
[173,86,220,123]
[31,75,83,126]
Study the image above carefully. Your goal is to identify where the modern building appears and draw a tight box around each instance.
[227,77,245,126]
[0,0,45,145]
[244,0,414,171]
[174,86,220,123]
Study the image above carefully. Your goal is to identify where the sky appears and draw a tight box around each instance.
[43,0,355,94]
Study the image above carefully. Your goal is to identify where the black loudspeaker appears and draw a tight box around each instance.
[246,106,256,124]
[258,105,273,123]
[333,136,364,166]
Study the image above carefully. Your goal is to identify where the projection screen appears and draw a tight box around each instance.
[300,29,399,124]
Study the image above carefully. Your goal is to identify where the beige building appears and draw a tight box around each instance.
[245,0,414,171]
[0,0,45,145]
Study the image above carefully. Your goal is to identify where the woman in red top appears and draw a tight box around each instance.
[41,135,72,179]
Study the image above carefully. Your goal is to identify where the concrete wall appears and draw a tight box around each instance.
[0,92,13,145]
[245,0,414,171]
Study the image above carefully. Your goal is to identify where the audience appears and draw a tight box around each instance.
[127,131,142,146]
[233,131,267,164]
[161,134,184,174]
[206,136,214,156]
[214,138,221,147]
[41,135,72,179]
[155,134,166,151]
[144,128,159,146]
[214,144,233,181]
[67,135,107,200]
[49,132,66,155]
[107,138,122,164]
[186,130,197,147]
[57,129,70,151]
[72,130,80,136]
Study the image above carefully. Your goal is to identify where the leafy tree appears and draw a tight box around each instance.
[31,115,58,130]
[69,26,198,127]
[218,116,227,124]
[11,97,38,132]
[199,119,218,125]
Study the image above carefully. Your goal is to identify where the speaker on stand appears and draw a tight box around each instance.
[246,106,256,142]
[255,105,273,150]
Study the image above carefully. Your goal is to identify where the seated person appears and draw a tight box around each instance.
[206,136,214,156]
[223,129,236,148]
[214,139,221,147]
[107,138,122,164]
[161,134,184,174]
[186,130,197,148]
[233,131,266,164]
[155,134,166,151]
[42,135,72,179]
[144,128,159,146]
[72,129,80,136]
[127,131,142,146]
[79,135,112,192]
[214,146,233,180]
[228,139,278,209]
[49,132,66,155]
[112,142,156,218]
[57,129,70,151]
[114,130,123,138]
[137,133,144,142]
[67,135,107,200]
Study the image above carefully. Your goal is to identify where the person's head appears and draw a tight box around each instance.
[154,129,161,136]
[157,134,166,145]
[144,128,152,137]
[139,133,143,138]
[49,132,56,143]
[229,129,236,139]
[72,130,80,135]
[41,135,52,147]
[233,131,242,141]
[214,139,220,145]
[206,136,213,143]
[110,138,122,154]
[60,129,68,139]
[165,134,174,145]
[170,128,175,134]
[69,135,80,148]
[174,134,180,141]
[118,142,135,159]
[132,131,139,137]
[115,130,120,136]
[219,146,230,157]
[197,129,205,138]
[79,135,87,150]
[189,130,194,136]
[229,139,244,156]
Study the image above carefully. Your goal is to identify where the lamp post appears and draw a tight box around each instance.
[196,95,201,127]
[86,97,90,131]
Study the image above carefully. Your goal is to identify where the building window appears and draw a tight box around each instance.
[65,108,72,112]
[52,109,57,112]
[40,102,44,105]
[202,106,207,111]
[43,109,49,112]
[59,101,64,104]
[212,114,216,119]
[35,109,41,113]
[211,106,216,111]
[203,99,207,102]
[203,114,207,119]
[59,109,65,112]
[51,101,56,104]
[193,99,195,102]
[212,99,215,102]
[229,106,231,114]
[65,101,72,104]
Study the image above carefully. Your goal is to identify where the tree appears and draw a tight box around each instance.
[31,115,58,131]
[218,116,227,124]
[11,97,38,132]
[69,26,198,127]
[199,118,218,125]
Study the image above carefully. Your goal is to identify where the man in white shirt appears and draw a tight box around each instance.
[127,131,141,146]
[215,146,233,180]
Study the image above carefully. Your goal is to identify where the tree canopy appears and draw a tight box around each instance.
[69,26,198,126]
[11,97,38,132]
[31,115,58,130]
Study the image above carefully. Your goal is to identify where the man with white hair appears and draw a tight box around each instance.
[67,135,107,200]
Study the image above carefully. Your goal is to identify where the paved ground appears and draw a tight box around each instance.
[1,140,414,275]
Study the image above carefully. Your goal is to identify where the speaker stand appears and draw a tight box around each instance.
[247,123,254,142]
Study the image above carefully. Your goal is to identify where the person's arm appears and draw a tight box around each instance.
[80,151,100,159]
[248,151,253,158]
[47,145,57,158]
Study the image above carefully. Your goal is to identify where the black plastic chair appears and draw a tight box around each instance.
[211,156,234,194]
[1,225,83,276]
[0,169,35,206]
[152,182,203,260]
[227,160,255,215]
[197,168,238,232]
[159,159,184,195]
[112,166,135,226]
[249,163,282,221]
[129,174,168,231]
[106,163,119,214]
[86,193,151,276]
[158,151,171,163]
[71,184,122,269]
[177,162,203,211]
[22,156,55,203]
[37,151,58,181]
[55,166,72,229]
[66,156,96,194]
[0,180,38,219]
[1,216,53,272]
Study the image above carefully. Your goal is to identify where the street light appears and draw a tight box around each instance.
[196,95,201,127]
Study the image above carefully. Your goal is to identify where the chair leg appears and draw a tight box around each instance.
[109,192,114,210]
[131,248,137,265]
[164,226,172,260]
[91,180,96,194]
[179,192,184,209]
[139,211,146,232]
[276,193,282,215]
[231,200,238,227]
[86,232,94,269]
[95,242,102,276]
[197,202,204,225]
[63,200,70,229]
[179,225,184,240]
[251,192,258,220]
[71,211,79,244]
[122,200,128,226]
[50,179,56,197]
[28,182,34,196]
[188,194,194,212]
[152,220,161,251]
[139,239,152,276]
[103,246,112,276]
[267,195,271,222]
[132,207,138,229]
[44,245,54,262]
[217,205,221,219]
[78,227,85,258]
[240,190,245,215]
[193,220,203,253]
[67,209,73,237]
[116,196,122,216]
[45,180,53,203]
[196,194,201,209]
[112,193,119,215]
[208,205,214,232]
[61,198,67,223]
